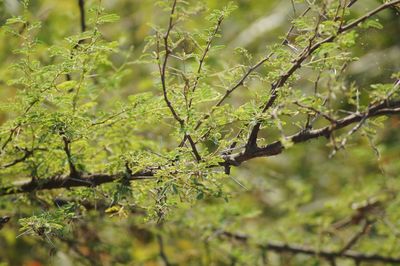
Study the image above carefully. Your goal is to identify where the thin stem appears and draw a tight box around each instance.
[78,0,86,32]
[158,0,184,126]
[189,14,224,108]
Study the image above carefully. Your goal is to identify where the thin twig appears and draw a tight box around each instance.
[294,101,337,124]
[186,134,202,162]
[157,0,184,126]
[339,220,374,254]
[78,0,86,32]
[189,14,224,108]
[245,0,400,151]
[62,135,79,177]
[157,234,172,266]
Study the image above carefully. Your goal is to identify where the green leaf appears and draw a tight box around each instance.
[6,17,26,25]
[56,80,77,90]
[363,19,383,30]
[98,14,120,24]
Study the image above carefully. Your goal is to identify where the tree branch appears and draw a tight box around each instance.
[62,135,79,177]
[1,99,399,196]
[186,134,202,162]
[221,231,400,264]
[1,1,399,197]
[225,99,400,166]
[245,0,400,149]
[180,6,312,150]
[0,172,154,196]
[0,148,34,169]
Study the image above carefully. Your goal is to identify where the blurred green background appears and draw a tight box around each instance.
[0,0,400,265]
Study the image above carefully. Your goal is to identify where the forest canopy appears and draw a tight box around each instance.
[0,0,400,265]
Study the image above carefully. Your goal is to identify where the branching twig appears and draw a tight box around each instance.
[245,0,400,150]
[157,0,184,126]
[62,135,79,177]
[65,0,87,81]
[294,101,337,124]
[224,99,400,166]
[339,220,374,254]
[187,6,311,146]
[188,14,224,108]
[0,147,39,169]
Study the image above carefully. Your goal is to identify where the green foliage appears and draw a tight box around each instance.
[0,0,399,265]
[19,204,77,239]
